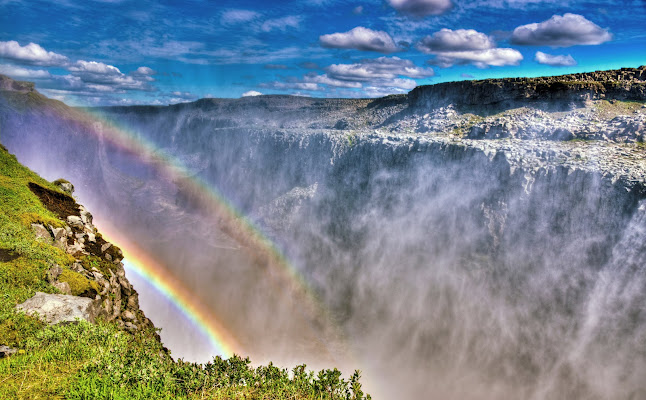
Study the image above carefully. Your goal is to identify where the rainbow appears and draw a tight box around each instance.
[54,105,347,361]
[99,222,240,357]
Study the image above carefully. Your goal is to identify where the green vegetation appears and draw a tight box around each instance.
[57,269,99,296]
[0,144,370,399]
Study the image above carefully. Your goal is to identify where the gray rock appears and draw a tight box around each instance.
[54,180,74,195]
[101,243,112,253]
[53,281,72,295]
[31,223,52,242]
[122,310,136,321]
[124,321,137,331]
[66,216,84,229]
[49,226,66,241]
[47,265,63,283]
[0,345,17,358]
[16,292,102,324]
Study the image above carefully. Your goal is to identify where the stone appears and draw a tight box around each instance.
[87,233,96,243]
[67,216,84,229]
[54,180,74,195]
[16,292,102,324]
[0,345,17,358]
[101,243,112,253]
[47,265,63,283]
[122,310,136,321]
[124,321,137,331]
[31,223,52,242]
[53,281,72,295]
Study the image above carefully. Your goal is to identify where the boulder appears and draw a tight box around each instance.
[16,292,102,324]
[31,223,52,243]
[53,281,72,295]
[53,179,74,195]
[66,216,84,229]
[0,345,17,358]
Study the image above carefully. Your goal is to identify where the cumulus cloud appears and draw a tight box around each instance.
[133,66,156,75]
[261,15,302,32]
[259,57,430,96]
[418,28,522,68]
[320,27,401,53]
[534,51,577,66]
[303,73,363,88]
[259,81,321,91]
[427,48,523,68]
[326,56,435,81]
[417,29,495,52]
[511,13,612,47]
[0,40,68,66]
[242,90,263,97]
[0,64,51,79]
[67,60,153,91]
[387,0,453,17]
[221,9,261,25]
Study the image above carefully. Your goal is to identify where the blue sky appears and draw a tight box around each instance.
[0,0,644,105]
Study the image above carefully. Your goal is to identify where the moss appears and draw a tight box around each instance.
[79,254,114,277]
[19,212,65,229]
[58,269,100,297]
[52,178,71,186]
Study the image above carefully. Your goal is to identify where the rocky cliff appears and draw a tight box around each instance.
[409,66,646,109]
[20,179,156,334]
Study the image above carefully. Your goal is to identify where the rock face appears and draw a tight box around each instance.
[408,66,646,109]
[16,292,102,324]
[25,182,155,333]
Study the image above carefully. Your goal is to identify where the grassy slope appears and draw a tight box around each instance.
[0,144,369,400]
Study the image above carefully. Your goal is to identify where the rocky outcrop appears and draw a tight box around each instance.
[26,181,155,333]
[16,292,103,324]
[409,66,646,110]
[0,75,34,93]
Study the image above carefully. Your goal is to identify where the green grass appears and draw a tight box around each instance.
[0,144,370,399]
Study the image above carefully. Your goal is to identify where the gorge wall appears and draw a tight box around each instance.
[1,69,646,399]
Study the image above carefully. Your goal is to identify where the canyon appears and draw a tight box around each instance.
[1,67,645,399]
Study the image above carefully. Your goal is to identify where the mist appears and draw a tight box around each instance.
[1,97,645,400]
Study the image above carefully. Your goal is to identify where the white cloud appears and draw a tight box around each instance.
[69,60,122,75]
[320,27,401,53]
[387,0,453,17]
[220,9,261,25]
[259,81,321,91]
[66,60,153,91]
[326,56,434,81]
[0,41,68,66]
[242,90,263,97]
[134,66,155,75]
[428,48,523,68]
[417,29,495,53]
[511,13,612,47]
[0,64,51,79]
[534,51,577,66]
[417,28,522,68]
[261,15,302,32]
[304,73,363,88]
